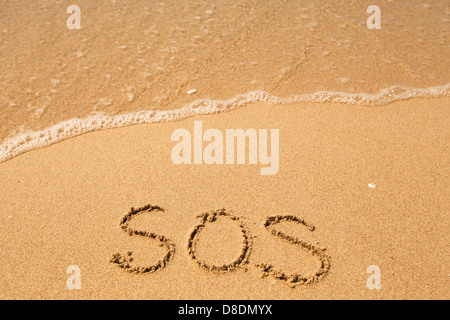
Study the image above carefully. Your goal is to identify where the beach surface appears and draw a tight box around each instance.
[0,97,448,299]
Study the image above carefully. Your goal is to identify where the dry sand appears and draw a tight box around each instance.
[0,97,448,299]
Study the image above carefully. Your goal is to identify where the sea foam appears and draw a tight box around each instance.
[0,84,448,163]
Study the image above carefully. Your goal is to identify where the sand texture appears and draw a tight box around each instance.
[0,98,448,299]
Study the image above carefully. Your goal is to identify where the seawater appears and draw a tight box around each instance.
[1,0,449,162]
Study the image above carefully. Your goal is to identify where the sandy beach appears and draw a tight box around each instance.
[0,97,448,299]
[0,0,449,301]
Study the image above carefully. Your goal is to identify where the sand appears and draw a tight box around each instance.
[0,0,448,300]
[0,97,448,299]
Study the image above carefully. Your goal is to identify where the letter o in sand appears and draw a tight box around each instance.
[187,209,252,272]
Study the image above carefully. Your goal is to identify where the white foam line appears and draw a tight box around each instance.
[1,84,449,163]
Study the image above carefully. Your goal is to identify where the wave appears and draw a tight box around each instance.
[1,84,449,163]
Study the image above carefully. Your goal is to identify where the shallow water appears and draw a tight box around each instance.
[0,0,449,161]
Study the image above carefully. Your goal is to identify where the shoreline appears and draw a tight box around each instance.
[1,84,449,163]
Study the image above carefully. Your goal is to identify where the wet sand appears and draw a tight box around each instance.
[1,0,449,146]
